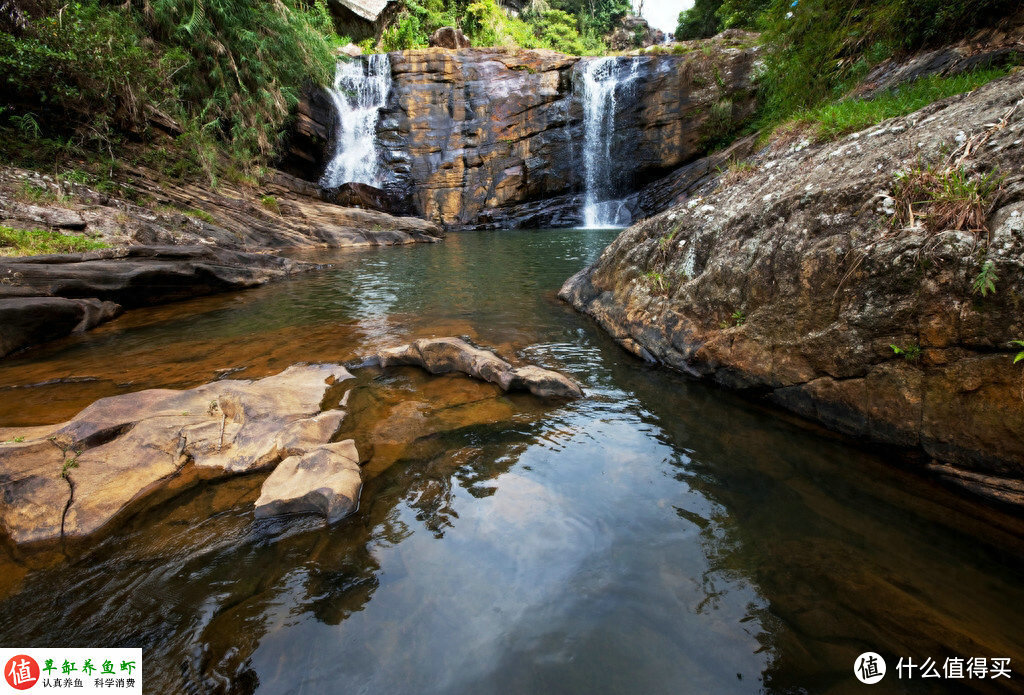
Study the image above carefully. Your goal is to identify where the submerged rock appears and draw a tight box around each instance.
[377,337,584,399]
[254,440,362,522]
[561,70,1024,505]
[0,364,354,545]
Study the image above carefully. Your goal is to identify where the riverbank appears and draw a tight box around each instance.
[0,164,444,357]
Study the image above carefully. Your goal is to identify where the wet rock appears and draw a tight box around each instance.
[0,364,353,545]
[254,440,362,522]
[429,26,470,49]
[0,296,122,358]
[289,37,758,229]
[377,337,584,398]
[560,70,1024,505]
[320,181,414,216]
[0,246,297,356]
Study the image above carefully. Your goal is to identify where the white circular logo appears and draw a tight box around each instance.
[855,652,887,684]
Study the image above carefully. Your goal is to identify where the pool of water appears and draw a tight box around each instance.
[1,229,1023,694]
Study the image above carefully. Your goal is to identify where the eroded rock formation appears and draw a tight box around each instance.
[376,337,584,398]
[0,364,353,544]
[561,71,1024,504]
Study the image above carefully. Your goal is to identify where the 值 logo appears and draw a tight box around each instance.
[4,654,40,690]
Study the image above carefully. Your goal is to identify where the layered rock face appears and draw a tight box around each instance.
[561,72,1024,505]
[295,34,758,229]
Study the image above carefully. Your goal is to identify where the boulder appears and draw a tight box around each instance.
[560,70,1024,505]
[429,26,471,49]
[254,440,362,522]
[320,182,414,216]
[377,337,584,398]
[0,364,354,545]
[338,42,363,58]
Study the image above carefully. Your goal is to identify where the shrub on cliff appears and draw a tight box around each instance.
[0,0,336,179]
[756,0,1023,127]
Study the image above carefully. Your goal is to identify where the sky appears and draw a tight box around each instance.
[634,0,694,34]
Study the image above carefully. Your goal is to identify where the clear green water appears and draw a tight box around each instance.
[1,229,1023,695]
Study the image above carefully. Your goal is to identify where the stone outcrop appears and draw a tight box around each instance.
[254,440,362,522]
[376,337,584,398]
[0,364,354,545]
[287,33,758,229]
[0,246,297,357]
[0,166,444,253]
[561,71,1024,505]
[380,36,757,228]
[606,15,664,51]
[320,181,414,216]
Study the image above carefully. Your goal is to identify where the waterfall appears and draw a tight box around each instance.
[319,54,392,189]
[577,57,640,229]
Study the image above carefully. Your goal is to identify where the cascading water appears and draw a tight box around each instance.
[319,54,392,189]
[577,57,640,229]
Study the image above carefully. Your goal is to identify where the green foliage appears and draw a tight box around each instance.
[0,225,109,256]
[61,455,80,479]
[755,0,1020,129]
[796,68,1013,140]
[183,209,217,224]
[890,164,1003,236]
[1012,340,1024,365]
[260,195,281,214]
[534,9,587,55]
[890,343,921,361]
[642,270,670,293]
[4,437,26,444]
[0,0,336,179]
[731,309,746,326]
[550,0,630,37]
[676,0,769,39]
[972,261,998,297]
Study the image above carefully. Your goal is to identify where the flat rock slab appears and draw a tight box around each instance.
[254,440,362,522]
[0,363,353,545]
[0,245,299,358]
[377,337,584,399]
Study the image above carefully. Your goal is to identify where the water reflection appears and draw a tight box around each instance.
[1,230,1022,695]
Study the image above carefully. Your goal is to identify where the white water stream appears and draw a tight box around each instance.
[319,54,392,189]
[578,57,641,228]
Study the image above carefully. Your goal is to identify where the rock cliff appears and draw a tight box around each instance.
[293,33,759,229]
[561,71,1024,505]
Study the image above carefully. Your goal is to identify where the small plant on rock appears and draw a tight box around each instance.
[642,271,670,294]
[890,165,1003,236]
[260,195,280,214]
[890,343,921,362]
[972,260,998,297]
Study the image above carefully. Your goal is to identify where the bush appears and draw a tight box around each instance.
[0,0,337,179]
[756,0,1021,128]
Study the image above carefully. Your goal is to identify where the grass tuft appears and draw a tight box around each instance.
[0,226,109,256]
[889,164,1003,235]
